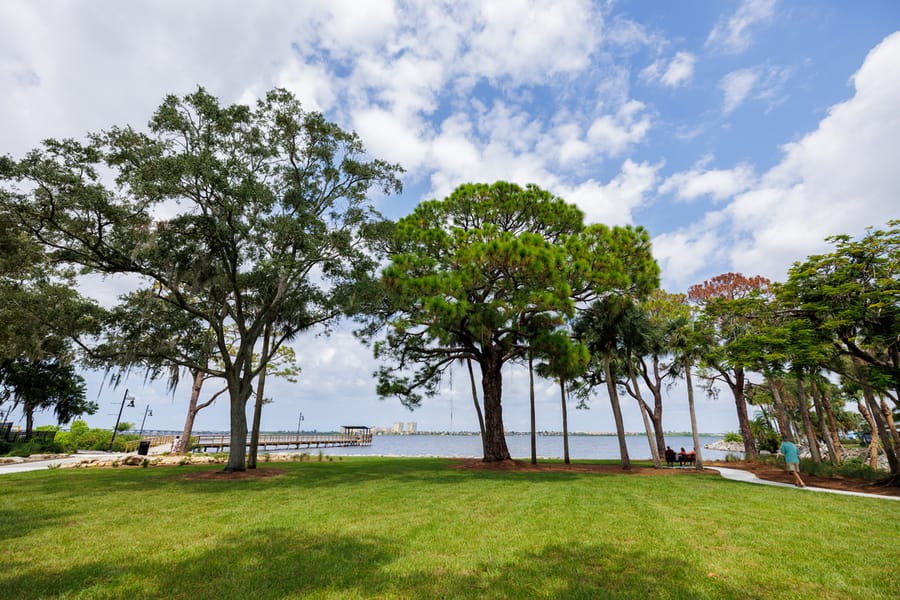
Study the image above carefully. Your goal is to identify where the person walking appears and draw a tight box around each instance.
[778,437,805,488]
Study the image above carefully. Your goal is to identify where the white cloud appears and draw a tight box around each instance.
[641,51,696,88]
[351,107,431,171]
[659,163,755,202]
[661,52,697,87]
[726,35,900,277]
[720,65,793,114]
[561,160,661,226]
[707,0,777,54]
[586,100,652,156]
[652,212,729,290]
[462,0,600,83]
[663,31,900,284]
[720,68,759,114]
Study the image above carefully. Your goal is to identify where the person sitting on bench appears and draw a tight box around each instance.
[665,446,677,466]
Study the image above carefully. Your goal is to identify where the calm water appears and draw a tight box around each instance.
[267,434,737,461]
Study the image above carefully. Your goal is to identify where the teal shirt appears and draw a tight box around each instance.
[780,441,800,464]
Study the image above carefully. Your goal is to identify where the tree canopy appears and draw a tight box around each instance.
[1,87,402,471]
[369,181,658,461]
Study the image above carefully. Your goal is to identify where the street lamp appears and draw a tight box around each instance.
[296,412,304,438]
[108,389,135,452]
[138,405,153,437]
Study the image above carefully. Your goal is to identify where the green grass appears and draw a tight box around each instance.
[1,458,898,599]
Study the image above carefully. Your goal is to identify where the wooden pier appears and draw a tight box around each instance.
[193,430,373,452]
[124,426,372,453]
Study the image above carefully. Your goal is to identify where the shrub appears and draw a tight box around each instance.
[723,432,742,443]
[800,457,886,481]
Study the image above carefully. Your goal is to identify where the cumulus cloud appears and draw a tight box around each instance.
[586,100,652,156]
[561,159,661,225]
[707,0,777,54]
[462,0,600,83]
[660,31,900,284]
[726,33,900,278]
[659,163,756,202]
[652,212,729,290]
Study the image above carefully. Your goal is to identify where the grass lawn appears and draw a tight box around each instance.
[1,457,898,599]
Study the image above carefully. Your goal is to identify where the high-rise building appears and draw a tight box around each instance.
[406,422,417,434]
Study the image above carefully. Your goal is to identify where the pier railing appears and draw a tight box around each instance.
[123,432,373,453]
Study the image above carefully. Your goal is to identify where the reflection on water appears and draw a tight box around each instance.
[266,434,739,461]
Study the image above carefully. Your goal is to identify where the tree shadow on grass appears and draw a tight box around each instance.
[0,505,73,541]
[159,458,605,496]
[387,541,751,600]
[1,528,398,599]
[1,529,753,599]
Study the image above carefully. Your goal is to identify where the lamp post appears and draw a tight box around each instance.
[296,412,304,438]
[138,405,153,437]
[108,389,135,452]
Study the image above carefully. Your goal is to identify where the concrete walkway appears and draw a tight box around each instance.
[0,451,129,474]
[709,466,900,501]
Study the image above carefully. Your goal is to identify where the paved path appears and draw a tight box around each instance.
[0,452,128,474]
[709,466,900,501]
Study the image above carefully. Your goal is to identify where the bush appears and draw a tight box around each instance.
[723,432,742,443]
[801,456,886,481]
[1,430,65,457]
[750,418,780,453]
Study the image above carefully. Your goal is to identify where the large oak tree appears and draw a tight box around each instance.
[1,87,401,471]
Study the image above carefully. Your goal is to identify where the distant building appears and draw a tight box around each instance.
[392,421,403,434]
[406,422,417,434]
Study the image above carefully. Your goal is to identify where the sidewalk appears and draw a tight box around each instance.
[709,466,900,501]
[0,451,130,474]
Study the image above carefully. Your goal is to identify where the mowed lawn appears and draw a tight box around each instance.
[1,457,897,599]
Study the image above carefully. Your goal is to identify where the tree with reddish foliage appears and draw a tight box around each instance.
[688,273,773,458]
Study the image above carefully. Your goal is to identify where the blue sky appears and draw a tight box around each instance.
[2,1,899,440]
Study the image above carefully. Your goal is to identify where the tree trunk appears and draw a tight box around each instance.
[604,352,630,469]
[177,370,204,454]
[796,375,821,463]
[685,360,703,470]
[247,321,272,469]
[860,377,899,474]
[855,359,899,476]
[651,358,666,456]
[466,358,487,458]
[178,371,227,454]
[732,368,757,458]
[25,408,34,439]
[479,350,511,462]
[224,380,252,472]
[560,377,570,465]
[809,379,838,464]
[629,362,659,467]
[767,375,789,440]
[880,399,900,461]
[639,356,666,456]
[810,378,841,464]
[857,400,881,470]
[529,355,537,465]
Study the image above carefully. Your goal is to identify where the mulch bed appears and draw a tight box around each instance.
[180,467,286,480]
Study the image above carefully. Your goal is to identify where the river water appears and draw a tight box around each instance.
[265,434,738,461]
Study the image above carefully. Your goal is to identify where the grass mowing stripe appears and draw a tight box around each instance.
[1,457,897,599]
